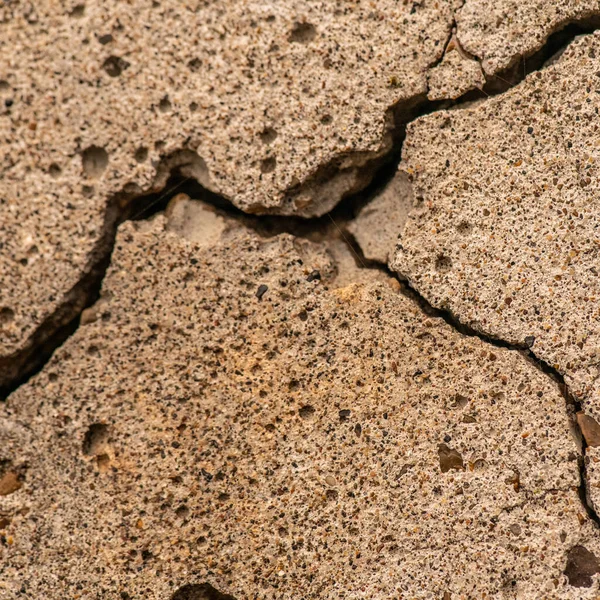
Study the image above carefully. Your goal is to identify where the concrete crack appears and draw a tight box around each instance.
[5,24,600,471]
[339,226,600,529]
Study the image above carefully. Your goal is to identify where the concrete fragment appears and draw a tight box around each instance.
[457,0,600,75]
[427,34,486,100]
[0,0,459,390]
[0,218,594,597]
[393,32,600,410]
[392,32,600,517]
[6,0,600,394]
[348,172,416,265]
[165,194,231,246]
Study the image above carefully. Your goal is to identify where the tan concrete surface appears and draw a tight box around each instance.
[5,0,599,391]
[5,3,600,596]
[1,216,598,598]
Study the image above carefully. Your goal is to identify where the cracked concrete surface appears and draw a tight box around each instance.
[456,0,600,75]
[5,0,600,393]
[389,32,600,521]
[2,215,600,598]
[5,1,600,597]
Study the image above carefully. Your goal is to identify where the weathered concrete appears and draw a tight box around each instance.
[348,171,416,265]
[390,32,600,516]
[457,0,600,75]
[1,216,598,598]
[5,2,600,596]
[0,0,456,390]
[6,0,600,393]
[427,33,486,100]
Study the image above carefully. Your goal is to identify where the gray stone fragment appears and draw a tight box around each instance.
[348,172,416,265]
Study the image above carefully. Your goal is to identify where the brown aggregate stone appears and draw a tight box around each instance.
[0,217,597,598]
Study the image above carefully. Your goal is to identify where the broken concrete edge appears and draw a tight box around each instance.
[0,150,211,398]
[458,12,600,77]
[343,221,600,529]
[4,18,600,419]
[3,215,599,596]
[0,201,120,400]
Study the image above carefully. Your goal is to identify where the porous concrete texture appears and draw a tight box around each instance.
[0,0,456,391]
[348,171,416,265]
[6,0,600,394]
[456,0,600,76]
[5,1,600,597]
[392,31,600,517]
[393,31,600,413]
[427,33,486,100]
[2,218,599,598]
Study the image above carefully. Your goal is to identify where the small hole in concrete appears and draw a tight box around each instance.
[0,81,9,92]
[159,95,172,113]
[188,58,202,72]
[49,163,62,178]
[81,146,108,178]
[260,156,276,173]
[82,185,95,198]
[69,4,85,17]
[82,423,110,456]
[102,55,129,77]
[171,583,236,600]
[435,254,452,273]
[289,22,316,43]
[259,127,278,144]
[456,221,472,234]
[438,443,464,473]
[134,147,148,163]
[299,405,315,419]
[98,33,113,45]
[0,307,15,325]
[320,114,332,125]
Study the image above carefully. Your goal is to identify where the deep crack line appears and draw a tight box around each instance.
[339,225,600,528]
[5,21,600,410]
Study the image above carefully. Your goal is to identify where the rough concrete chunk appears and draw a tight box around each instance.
[457,0,600,75]
[393,32,600,409]
[8,0,600,393]
[392,32,600,516]
[0,217,594,598]
[427,34,486,100]
[0,0,459,390]
[348,172,416,265]
[165,194,231,246]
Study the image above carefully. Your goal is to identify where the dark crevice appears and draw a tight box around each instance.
[0,205,119,400]
[339,226,600,528]
[4,22,600,412]
[477,18,600,95]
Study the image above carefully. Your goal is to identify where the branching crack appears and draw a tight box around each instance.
[339,227,600,528]
[6,24,600,546]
